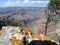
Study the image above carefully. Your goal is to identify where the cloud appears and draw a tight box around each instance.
[1,0,20,7]
[0,0,50,7]
[23,0,49,4]
[23,0,29,3]
[37,1,49,3]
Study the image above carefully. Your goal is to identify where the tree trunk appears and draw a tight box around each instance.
[45,14,50,36]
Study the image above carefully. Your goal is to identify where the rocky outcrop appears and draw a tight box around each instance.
[0,26,59,45]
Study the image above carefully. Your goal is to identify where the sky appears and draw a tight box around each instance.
[0,0,50,7]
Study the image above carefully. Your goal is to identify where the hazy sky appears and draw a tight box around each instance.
[0,0,50,7]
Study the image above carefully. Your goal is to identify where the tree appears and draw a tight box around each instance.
[45,0,60,44]
[2,16,11,26]
[20,20,27,27]
[45,0,60,36]
[0,20,6,30]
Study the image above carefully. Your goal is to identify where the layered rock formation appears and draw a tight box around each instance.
[0,26,59,45]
